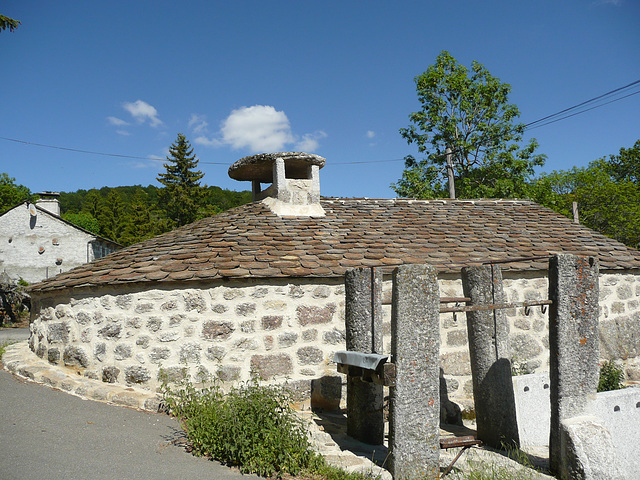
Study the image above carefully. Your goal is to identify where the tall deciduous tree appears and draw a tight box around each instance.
[394,51,545,199]
[0,173,33,212]
[157,133,205,227]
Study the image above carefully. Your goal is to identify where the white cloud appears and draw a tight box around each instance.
[123,100,163,127]
[221,105,295,152]
[194,135,222,147]
[366,130,376,139]
[296,131,327,152]
[107,116,129,126]
[591,0,621,5]
[188,114,209,134]
[116,129,131,136]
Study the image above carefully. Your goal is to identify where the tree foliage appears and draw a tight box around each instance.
[0,174,33,212]
[532,141,640,249]
[0,14,21,33]
[157,133,206,227]
[61,211,100,235]
[394,51,545,199]
[53,184,251,247]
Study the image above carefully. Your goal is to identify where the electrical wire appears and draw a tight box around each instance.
[0,136,229,165]
[524,79,640,130]
[1,78,639,166]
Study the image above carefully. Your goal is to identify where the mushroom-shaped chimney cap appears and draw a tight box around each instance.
[228,152,326,183]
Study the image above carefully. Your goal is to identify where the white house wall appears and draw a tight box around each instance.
[0,204,97,283]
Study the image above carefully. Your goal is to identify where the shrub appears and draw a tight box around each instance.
[598,360,624,392]
[161,376,318,477]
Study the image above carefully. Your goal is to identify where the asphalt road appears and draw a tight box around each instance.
[0,368,260,480]
[0,327,30,343]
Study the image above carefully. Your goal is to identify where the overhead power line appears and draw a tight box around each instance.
[0,136,230,165]
[1,78,639,166]
[524,78,640,130]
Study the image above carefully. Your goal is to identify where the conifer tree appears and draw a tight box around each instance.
[157,133,205,227]
[119,191,157,246]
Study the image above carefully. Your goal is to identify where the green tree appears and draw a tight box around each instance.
[119,191,158,246]
[83,190,103,220]
[532,152,640,249]
[394,51,545,199]
[0,173,33,212]
[0,14,20,33]
[99,191,127,243]
[157,133,205,227]
[607,139,640,184]
[62,212,101,235]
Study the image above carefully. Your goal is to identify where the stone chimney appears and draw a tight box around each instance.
[228,152,326,217]
[35,191,61,216]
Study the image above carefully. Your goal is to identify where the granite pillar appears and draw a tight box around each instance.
[389,264,440,480]
[344,266,384,444]
[462,264,519,448]
[548,254,599,475]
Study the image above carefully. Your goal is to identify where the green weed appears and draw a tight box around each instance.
[598,360,624,392]
[0,341,15,359]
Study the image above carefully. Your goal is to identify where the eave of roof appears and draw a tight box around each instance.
[28,198,640,293]
[1,201,121,248]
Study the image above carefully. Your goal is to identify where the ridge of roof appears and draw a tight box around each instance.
[1,201,121,247]
[29,198,640,292]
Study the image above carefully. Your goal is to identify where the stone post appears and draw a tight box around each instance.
[389,264,440,480]
[548,254,599,474]
[462,264,519,448]
[344,267,384,444]
[272,157,287,201]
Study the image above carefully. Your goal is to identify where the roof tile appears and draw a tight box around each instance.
[29,199,640,292]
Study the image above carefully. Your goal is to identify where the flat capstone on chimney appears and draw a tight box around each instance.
[35,191,61,217]
[228,152,326,217]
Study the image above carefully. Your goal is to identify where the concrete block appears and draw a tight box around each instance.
[591,387,640,478]
[560,415,627,480]
[512,372,551,447]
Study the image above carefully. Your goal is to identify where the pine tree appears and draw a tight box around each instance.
[157,133,205,227]
[119,191,157,246]
[99,190,127,243]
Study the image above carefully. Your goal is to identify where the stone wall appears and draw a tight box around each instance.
[29,278,348,404]
[28,269,640,408]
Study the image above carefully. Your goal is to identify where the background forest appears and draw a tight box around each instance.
[0,179,250,247]
[58,185,251,246]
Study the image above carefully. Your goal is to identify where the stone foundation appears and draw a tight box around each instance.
[28,269,640,407]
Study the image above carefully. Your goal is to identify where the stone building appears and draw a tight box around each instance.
[26,153,640,407]
[0,192,119,284]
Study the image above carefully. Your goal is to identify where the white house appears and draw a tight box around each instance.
[0,192,120,284]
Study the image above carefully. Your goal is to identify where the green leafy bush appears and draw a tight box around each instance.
[598,360,624,392]
[162,376,319,477]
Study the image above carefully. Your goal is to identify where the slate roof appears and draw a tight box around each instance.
[30,198,640,292]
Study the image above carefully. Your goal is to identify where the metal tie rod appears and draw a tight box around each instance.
[440,299,552,314]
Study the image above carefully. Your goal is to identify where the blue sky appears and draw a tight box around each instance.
[1,1,639,199]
